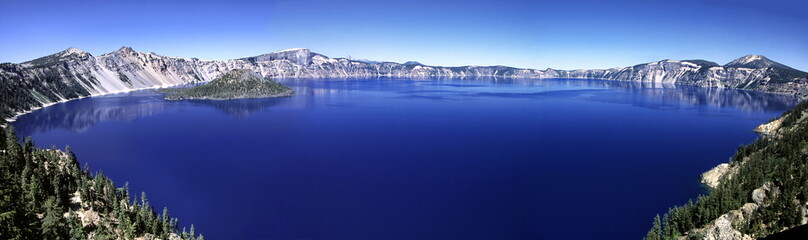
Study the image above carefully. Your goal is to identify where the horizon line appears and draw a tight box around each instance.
[8,46,805,73]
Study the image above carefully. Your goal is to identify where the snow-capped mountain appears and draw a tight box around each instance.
[2,47,807,121]
[725,54,791,69]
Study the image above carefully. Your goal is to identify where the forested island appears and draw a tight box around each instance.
[2,47,808,240]
[0,127,203,240]
[645,101,808,239]
[160,69,293,100]
[2,47,807,123]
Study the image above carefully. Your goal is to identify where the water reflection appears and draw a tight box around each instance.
[184,98,288,118]
[580,79,797,112]
[13,92,295,136]
[13,93,168,135]
[12,78,797,136]
[379,78,797,112]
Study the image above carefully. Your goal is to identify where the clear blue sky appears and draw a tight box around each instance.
[1,0,806,70]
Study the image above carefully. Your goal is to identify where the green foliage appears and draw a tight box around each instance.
[0,62,92,121]
[645,214,663,240]
[162,69,293,100]
[67,213,85,240]
[41,197,68,239]
[0,127,202,239]
[779,100,808,127]
[645,101,808,239]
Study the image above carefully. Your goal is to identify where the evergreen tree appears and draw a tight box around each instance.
[644,214,662,240]
[67,212,85,240]
[0,126,199,239]
[162,207,172,235]
[41,197,68,240]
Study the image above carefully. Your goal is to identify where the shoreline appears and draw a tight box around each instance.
[2,81,210,125]
[3,76,802,125]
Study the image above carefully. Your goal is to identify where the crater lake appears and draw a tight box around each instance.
[11,78,797,239]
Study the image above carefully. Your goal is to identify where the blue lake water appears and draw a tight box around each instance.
[12,78,797,239]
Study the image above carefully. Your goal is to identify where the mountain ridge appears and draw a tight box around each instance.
[10,47,807,72]
[2,47,807,122]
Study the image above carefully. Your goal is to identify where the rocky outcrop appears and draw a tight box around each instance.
[755,118,784,136]
[701,163,732,189]
[692,212,755,240]
[688,111,795,240]
[752,182,781,205]
[685,183,780,240]
[2,47,807,122]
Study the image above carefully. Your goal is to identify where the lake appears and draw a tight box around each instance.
[11,78,797,239]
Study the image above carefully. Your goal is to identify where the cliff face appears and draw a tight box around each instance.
[2,47,807,121]
[648,102,808,240]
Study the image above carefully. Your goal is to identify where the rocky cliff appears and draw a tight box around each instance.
[2,47,807,121]
[647,102,808,240]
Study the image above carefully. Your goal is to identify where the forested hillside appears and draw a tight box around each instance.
[0,127,203,240]
[645,101,808,239]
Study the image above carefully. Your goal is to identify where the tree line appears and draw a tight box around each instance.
[645,101,808,239]
[0,126,203,239]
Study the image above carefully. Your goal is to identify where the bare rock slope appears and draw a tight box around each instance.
[2,47,807,121]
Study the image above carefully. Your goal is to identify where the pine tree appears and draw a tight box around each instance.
[41,196,68,240]
[65,146,80,178]
[0,157,26,239]
[26,177,43,211]
[0,127,200,239]
[4,126,22,169]
[68,212,86,240]
[22,137,34,159]
[644,214,662,240]
[162,207,172,235]
[0,126,5,153]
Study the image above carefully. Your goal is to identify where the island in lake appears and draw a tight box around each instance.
[160,69,294,100]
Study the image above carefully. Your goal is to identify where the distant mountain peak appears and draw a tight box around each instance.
[116,46,137,55]
[403,61,422,65]
[725,55,791,69]
[57,47,90,58]
[63,47,85,54]
[731,54,767,64]
[21,47,90,66]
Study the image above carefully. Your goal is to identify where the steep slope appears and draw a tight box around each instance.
[0,127,203,240]
[161,69,293,100]
[725,55,793,69]
[2,47,807,122]
[724,55,808,85]
[644,101,808,240]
